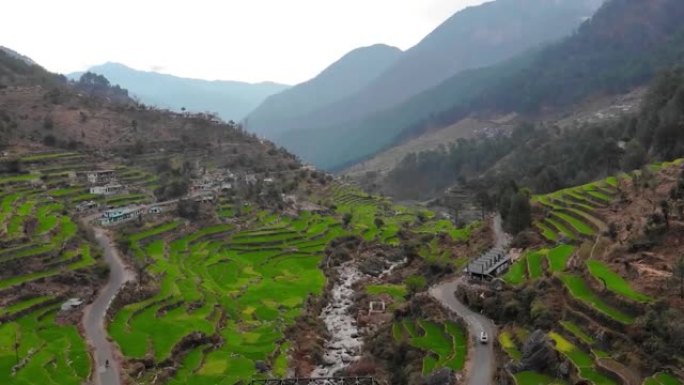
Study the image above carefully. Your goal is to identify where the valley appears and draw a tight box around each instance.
[2,0,684,384]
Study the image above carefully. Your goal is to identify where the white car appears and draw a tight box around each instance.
[479,331,489,344]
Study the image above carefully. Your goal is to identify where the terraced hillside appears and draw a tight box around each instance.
[0,151,106,385]
[105,181,482,384]
[110,213,341,384]
[495,161,684,385]
[392,319,467,375]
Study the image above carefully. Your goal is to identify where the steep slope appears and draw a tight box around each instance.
[264,0,603,157]
[68,63,289,121]
[245,44,402,137]
[284,0,684,170]
[0,47,60,87]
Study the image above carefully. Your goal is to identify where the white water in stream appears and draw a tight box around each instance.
[312,258,406,377]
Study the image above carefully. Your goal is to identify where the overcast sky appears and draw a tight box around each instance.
[3,0,488,84]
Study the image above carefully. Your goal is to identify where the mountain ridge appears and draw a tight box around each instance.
[68,62,289,122]
[279,0,684,170]
[248,0,605,162]
[245,44,402,137]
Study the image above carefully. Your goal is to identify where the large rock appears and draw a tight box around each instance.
[424,368,455,385]
[511,330,559,373]
[359,258,390,277]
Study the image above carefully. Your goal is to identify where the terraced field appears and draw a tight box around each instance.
[586,260,652,303]
[513,371,567,385]
[534,180,616,241]
[110,211,347,383]
[548,332,618,385]
[643,373,683,385]
[0,151,104,385]
[502,245,576,285]
[558,274,634,325]
[393,319,467,375]
[110,184,476,383]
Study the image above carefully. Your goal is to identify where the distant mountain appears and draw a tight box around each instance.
[246,44,402,137]
[68,63,289,121]
[254,0,603,157]
[281,0,684,170]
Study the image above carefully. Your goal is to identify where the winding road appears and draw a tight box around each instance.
[82,227,134,385]
[429,215,510,385]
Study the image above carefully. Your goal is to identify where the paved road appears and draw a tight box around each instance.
[430,280,497,385]
[82,228,134,385]
[429,215,509,385]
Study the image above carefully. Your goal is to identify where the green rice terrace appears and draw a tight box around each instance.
[392,319,467,375]
[107,183,475,384]
[533,178,616,242]
[0,151,107,385]
[496,165,684,385]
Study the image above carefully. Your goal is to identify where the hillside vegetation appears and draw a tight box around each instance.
[281,0,684,170]
[384,66,684,199]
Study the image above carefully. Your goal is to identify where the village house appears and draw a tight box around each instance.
[83,169,115,184]
[464,247,511,280]
[100,206,144,226]
[90,184,124,195]
[244,174,258,184]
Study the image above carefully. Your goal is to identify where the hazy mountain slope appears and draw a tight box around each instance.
[68,63,289,121]
[245,44,402,136]
[283,0,684,170]
[258,0,602,142]
[0,47,59,87]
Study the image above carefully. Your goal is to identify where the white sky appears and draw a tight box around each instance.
[2,0,488,84]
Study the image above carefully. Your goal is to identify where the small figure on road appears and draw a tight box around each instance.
[105,359,110,368]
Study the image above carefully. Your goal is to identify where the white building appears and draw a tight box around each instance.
[85,170,115,184]
[90,184,124,195]
[100,206,144,226]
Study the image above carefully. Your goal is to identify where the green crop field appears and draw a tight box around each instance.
[559,274,634,324]
[643,373,683,385]
[547,245,574,272]
[0,152,105,385]
[586,260,652,303]
[499,331,522,361]
[534,178,617,241]
[549,332,617,385]
[503,255,528,285]
[394,319,467,375]
[514,371,567,385]
[367,284,407,301]
[559,321,595,346]
[527,251,546,279]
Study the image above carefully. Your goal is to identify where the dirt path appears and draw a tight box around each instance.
[82,227,134,385]
[429,215,509,385]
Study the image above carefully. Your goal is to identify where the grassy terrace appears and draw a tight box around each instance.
[514,371,567,385]
[549,332,617,385]
[393,319,467,375]
[586,260,652,303]
[0,306,91,385]
[499,331,522,361]
[111,212,336,384]
[559,274,634,324]
[643,373,683,385]
[366,284,407,301]
[109,184,475,383]
[0,151,101,385]
[503,245,576,285]
[534,178,616,241]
